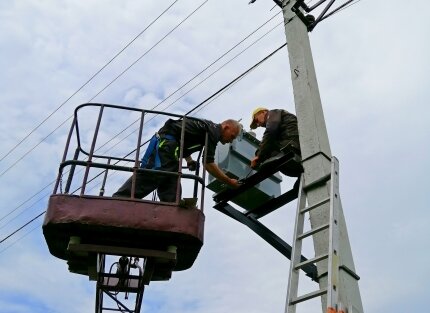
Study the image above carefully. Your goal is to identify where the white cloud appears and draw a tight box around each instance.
[0,0,429,313]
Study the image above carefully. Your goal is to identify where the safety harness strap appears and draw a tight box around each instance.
[140,134,176,169]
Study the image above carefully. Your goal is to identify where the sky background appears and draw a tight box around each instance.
[0,0,429,312]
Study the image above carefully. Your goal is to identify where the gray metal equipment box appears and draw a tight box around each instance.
[207,131,282,211]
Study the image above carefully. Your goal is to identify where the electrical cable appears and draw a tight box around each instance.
[86,0,209,103]
[0,0,208,180]
[0,211,45,245]
[0,180,53,223]
[0,222,41,255]
[162,20,285,115]
[67,29,282,196]
[186,43,286,116]
[0,191,50,231]
[136,11,281,113]
[321,0,363,20]
[0,0,365,251]
[96,16,287,157]
[0,0,180,166]
[70,32,276,197]
[0,117,72,179]
[0,42,287,246]
[75,12,283,159]
[0,11,282,231]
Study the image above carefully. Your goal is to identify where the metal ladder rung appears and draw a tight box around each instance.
[300,197,330,214]
[290,287,328,305]
[295,253,328,270]
[297,223,330,240]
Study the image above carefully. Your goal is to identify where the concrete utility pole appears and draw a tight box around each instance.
[281,1,364,312]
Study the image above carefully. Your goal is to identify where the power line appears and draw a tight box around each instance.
[139,11,281,112]
[0,223,41,255]
[56,12,282,166]
[88,13,283,156]
[0,191,50,232]
[161,20,285,115]
[87,0,210,103]
[0,0,365,254]
[0,0,208,180]
[0,117,72,178]
[0,211,45,245]
[1,3,298,250]
[0,180,53,223]
[0,11,282,231]
[68,29,288,195]
[322,0,363,20]
[187,43,286,115]
[0,0,180,166]
[0,42,287,247]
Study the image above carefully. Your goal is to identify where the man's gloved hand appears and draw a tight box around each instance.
[250,156,260,169]
[187,160,197,171]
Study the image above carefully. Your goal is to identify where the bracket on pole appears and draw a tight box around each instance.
[270,0,355,32]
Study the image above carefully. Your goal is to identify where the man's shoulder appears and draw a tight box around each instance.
[187,118,217,130]
[200,119,221,143]
[271,108,296,118]
[270,108,289,114]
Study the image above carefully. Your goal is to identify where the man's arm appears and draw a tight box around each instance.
[205,162,240,188]
[256,110,282,162]
[185,156,197,171]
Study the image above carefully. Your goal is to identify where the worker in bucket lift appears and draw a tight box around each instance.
[249,107,303,179]
[113,118,242,202]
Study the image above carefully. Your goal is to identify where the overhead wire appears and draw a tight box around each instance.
[0,223,41,255]
[0,191,50,232]
[39,28,289,198]
[0,211,45,245]
[86,0,210,103]
[1,0,368,251]
[81,16,286,164]
[0,42,288,248]
[0,180,53,223]
[1,6,279,188]
[0,3,215,246]
[0,0,208,180]
[321,0,363,20]
[0,0,214,242]
[72,12,283,160]
[0,4,281,234]
[0,0,180,166]
[186,43,287,116]
[166,20,286,115]
[57,17,288,199]
[68,27,289,196]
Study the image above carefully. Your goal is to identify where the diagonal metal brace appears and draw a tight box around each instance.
[214,202,318,281]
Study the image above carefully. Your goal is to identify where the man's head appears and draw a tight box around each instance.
[250,107,268,129]
[220,119,242,144]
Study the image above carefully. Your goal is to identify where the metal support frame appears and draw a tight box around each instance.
[81,245,176,313]
[266,0,356,31]
[213,151,318,280]
[95,254,145,313]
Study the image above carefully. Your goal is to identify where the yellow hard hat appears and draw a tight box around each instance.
[250,107,268,129]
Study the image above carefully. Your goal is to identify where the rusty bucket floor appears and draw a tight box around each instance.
[43,194,205,274]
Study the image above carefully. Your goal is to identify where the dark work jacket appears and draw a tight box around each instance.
[256,109,300,162]
[158,118,221,163]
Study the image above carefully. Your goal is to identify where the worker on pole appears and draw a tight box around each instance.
[249,107,302,180]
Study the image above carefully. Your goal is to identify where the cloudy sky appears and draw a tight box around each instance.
[0,0,429,312]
